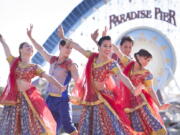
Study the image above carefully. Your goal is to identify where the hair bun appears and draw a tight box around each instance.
[60,40,66,46]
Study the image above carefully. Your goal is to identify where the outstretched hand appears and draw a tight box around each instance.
[27,24,33,38]
[91,29,99,42]
[57,25,65,40]
[102,26,108,36]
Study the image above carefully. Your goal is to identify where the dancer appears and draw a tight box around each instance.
[122,49,170,135]
[0,34,65,135]
[58,26,143,135]
[91,28,133,70]
[27,25,78,135]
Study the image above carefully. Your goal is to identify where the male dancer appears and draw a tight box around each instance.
[27,25,78,135]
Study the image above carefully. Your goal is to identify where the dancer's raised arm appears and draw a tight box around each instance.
[91,26,108,45]
[57,25,90,58]
[91,29,99,45]
[114,63,142,96]
[0,34,13,58]
[27,24,52,62]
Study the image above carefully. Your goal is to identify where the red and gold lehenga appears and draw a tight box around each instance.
[120,61,167,135]
[71,53,142,135]
[0,56,56,135]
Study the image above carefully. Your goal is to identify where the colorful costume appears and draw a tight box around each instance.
[46,56,76,135]
[0,56,56,135]
[111,53,131,70]
[71,53,140,135]
[121,61,167,135]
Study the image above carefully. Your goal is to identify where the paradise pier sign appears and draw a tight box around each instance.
[31,0,177,91]
[109,7,176,29]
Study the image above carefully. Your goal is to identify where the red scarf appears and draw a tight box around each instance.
[0,58,19,105]
[71,53,99,104]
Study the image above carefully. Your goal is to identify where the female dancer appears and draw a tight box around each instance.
[27,25,78,135]
[122,49,170,135]
[91,28,133,70]
[0,34,65,135]
[58,26,143,135]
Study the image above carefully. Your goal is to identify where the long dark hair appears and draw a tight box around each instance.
[59,39,67,47]
[134,49,152,67]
